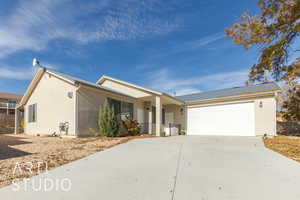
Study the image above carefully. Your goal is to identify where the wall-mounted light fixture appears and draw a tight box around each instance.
[67,92,73,99]
[259,101,263,108]
[180,108,184,115]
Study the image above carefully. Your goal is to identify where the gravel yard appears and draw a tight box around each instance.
[264,136,300,163]
[0,134,152,188]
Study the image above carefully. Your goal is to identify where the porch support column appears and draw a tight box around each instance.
[14,108,19,134]
[148,102,152,135]
[155,96,162,136]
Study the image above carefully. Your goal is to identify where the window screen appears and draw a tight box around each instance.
[107,98,133,120]
[152,107,165,124]
[107,98,121,114]
[28,104,37,123]
[121,102,134,120]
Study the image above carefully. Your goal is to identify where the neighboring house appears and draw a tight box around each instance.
[15,68,281,137]
[0,92,23,115]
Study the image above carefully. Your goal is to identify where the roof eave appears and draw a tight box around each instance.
[161,92,185,105]
[76,81,136,99]
[96,75,107,85]
[44,69,136,99]
[97,75,163,96]
[46,70,76,85]
[185,90,279,105]
[18,68,46,107]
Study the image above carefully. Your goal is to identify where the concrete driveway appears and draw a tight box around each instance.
[1,136,300,200]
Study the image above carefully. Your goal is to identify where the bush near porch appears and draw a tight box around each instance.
[95,103,142,137]
[122,118,141,136]
[97,104,119,137]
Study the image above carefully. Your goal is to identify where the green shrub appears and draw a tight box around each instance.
[98,104,119,137]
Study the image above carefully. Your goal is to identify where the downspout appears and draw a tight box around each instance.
[74,84,81,137]
[274,92,278,136]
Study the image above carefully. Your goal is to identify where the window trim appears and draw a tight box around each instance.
[152,106,165,125]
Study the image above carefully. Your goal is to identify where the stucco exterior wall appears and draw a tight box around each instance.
[24,73,77,136]
[101,79,151,98]
[136,101,145,124]
[165,104,185,128]
[254,97,276,136]
[77,86,140,136]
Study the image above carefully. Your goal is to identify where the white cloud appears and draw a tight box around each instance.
[0,67,35,80]
[0,0,179,58]
[146,32,226,60]
[183,33,225,49]
[145,68,248,95]
[172,33,225,54]
[0,62,59,80]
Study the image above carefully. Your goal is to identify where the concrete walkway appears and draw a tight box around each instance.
[1,136,300,200]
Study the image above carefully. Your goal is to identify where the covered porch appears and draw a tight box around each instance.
[93,75,186,136]
[138,94,185,136]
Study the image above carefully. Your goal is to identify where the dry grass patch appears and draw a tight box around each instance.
[264,136,300,163]
[0,134,154,188]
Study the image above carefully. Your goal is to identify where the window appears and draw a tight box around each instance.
[152,106,156,123]
[107,98,133,120]
[107,98,121,115]
[151,107,165,124]
[121,102,134,120]
[28,104,37,123]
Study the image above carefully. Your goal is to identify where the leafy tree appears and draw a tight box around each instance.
[282,86,300,121]
[277,83,293,110]
[98,103,119,137]
[226,0,300,84]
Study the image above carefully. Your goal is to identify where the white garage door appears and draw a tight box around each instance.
[187,102,255,136]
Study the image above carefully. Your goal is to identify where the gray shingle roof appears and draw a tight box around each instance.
[46,68,135,99]
[176,82,281,103]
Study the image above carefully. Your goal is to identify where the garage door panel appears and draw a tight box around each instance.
[187,102,255,136]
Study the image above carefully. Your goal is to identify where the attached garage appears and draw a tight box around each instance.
[176,82,281,137]
[187,102,255,136]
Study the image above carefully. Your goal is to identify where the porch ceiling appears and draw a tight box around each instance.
[139,95,184,106]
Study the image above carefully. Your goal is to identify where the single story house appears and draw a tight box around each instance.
[15,67,281,137]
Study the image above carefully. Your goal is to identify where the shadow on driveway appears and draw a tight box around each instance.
[0,135,32,160]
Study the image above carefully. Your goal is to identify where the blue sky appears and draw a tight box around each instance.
[0,0,262,95]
